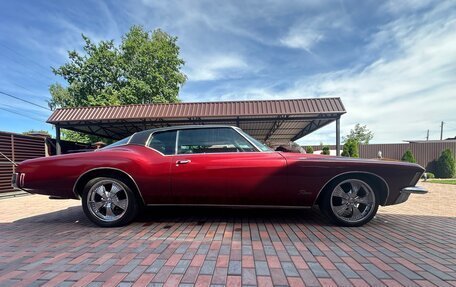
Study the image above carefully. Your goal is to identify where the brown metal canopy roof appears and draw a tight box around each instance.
[47,98,346,143]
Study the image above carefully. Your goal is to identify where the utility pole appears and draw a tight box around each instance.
[426,129,429,141]
[440,121,444,140]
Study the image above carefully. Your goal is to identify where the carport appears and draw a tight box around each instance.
[47,97,346,155]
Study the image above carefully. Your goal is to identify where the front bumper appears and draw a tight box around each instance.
[395,186,428,204]
[401,186,428,194]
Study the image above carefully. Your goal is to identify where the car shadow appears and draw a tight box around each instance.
[6,205,455,234]
[7,205,329,227]
[137,205,326,225]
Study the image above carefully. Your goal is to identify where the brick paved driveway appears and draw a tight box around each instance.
[0,182,455,287]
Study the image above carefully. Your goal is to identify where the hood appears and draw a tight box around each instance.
[278,151,425,170]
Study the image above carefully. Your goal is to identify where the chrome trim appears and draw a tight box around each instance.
[401,186,428,194]
[144,130,175,156]
[145,203,312,209]
[175,130,180,154]
[145,132,154,148]
[232,127,262,152]
[312,171,390,206]
[145,126,265,156]
[19,173,25,188]
[172,151,266,157]
[100,135,133,150]
[72,167,145,205]
[126,134,134,144]
[176,159,191,166]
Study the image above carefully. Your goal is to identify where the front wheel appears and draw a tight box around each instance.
[82,177,138,227]
[319,178,379,227]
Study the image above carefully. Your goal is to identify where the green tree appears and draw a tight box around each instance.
[321,146,330,155]
[305,146,314,154]
[401,149,416,163]
[49,25,186,142]
[343,123,374,144]
[435,149,455,178]
[23,130,51,137]
[341,139,359,158]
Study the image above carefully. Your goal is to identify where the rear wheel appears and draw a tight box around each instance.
[319,178,379,227]
[82,177,138,227]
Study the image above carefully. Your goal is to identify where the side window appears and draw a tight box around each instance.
[148,131,177,155]
[177,128,257,154]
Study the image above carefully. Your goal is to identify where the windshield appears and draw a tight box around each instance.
[102,136,131,149]
[235,128,271,151]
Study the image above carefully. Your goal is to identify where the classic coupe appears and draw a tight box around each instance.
[12,125,427,227]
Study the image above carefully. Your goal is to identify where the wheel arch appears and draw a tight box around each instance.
[73,167,145,205]
[314,171,390,206]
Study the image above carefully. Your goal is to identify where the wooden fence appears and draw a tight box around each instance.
[0,132,46,194]
[308,141,456,172]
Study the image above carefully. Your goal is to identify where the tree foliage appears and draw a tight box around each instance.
[343,124,374,144]
[401,149,416,163]
[48,26,186,142]
[321,146,330,155]
[341,139,359,158]
[435,149,456,178]
[305,146,314,154]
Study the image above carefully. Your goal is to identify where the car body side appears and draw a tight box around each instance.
[15,142,424,207]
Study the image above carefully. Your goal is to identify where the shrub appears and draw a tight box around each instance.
[305,146,314,154]
[321,146,330,155]
[435,149,456,178]
[401,149,416,163]
[341,139,359,158]
[426,172,435,179]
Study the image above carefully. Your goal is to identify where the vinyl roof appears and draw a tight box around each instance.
[47,98,346,143]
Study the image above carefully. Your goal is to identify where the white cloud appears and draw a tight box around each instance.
[184,54,249,81]
[383,0,434,14]
[294,3,456,143]
[279,11,351,52]
[182,1,456,144]
[280,30,324,52]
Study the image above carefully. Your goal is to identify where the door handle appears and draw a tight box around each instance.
[176,159,191,166]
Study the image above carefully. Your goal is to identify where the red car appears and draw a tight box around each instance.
[12,125,427,227]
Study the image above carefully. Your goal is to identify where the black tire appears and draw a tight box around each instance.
[82,177,139,227]
[319,177,379,227]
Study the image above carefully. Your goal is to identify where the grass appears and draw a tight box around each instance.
[427,179,456,185]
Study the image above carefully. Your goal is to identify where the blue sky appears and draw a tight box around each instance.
[0,0,455,144]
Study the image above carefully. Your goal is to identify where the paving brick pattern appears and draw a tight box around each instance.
[0,182,455,286]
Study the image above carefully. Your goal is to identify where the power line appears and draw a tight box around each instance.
[0,90,50,110]
[0,42,53,74]
[0,107,45,122]
[10,82,49,100]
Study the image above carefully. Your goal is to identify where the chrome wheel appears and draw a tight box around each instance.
[330,179,376,223]
[87,179,129,222]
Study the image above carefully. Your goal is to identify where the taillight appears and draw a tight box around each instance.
[19,173,25,187]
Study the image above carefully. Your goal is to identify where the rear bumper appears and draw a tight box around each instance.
[11,173,19,189]
[395,186,428,204]
[11,172,25,190]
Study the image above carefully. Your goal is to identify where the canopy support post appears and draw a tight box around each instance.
[336,117,341,156]
[56,125,61,155]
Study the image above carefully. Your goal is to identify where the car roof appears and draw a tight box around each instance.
[148,124,237,133]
